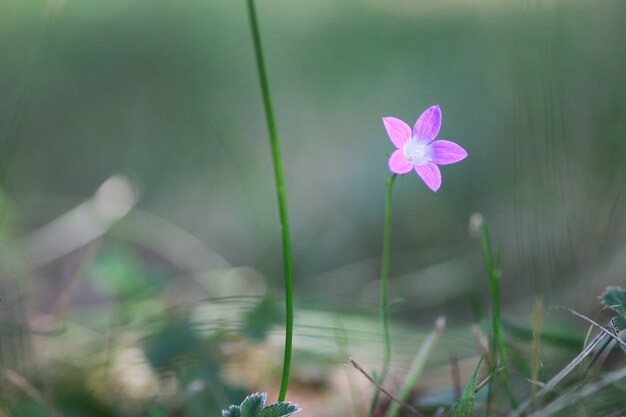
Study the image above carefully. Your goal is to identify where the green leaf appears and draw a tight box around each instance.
[222,405,242,417]
[611,316,626,332]
[601,287,626,319]
[222,393,300,417]
[240,393,267,417]
[259,402,301,417]
[450,358,482,417]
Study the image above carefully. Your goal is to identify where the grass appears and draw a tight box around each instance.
[1,1,626,417]
[473,214,518,409]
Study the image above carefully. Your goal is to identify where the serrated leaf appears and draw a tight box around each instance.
[601,287,626,319]
[259,402,301,417]
[240,393,267,417]
[450,358,482,417]
[222,405,242,417]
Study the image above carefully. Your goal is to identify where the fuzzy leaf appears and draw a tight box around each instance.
[259,402,301,417]
[601,287,626,319]
[222,405,241,417]
[450,358,482,417]
[240,393,267,417]
[610,316,626,332]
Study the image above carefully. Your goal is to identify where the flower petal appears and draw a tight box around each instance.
[382,117,411,149]
[413,105,442,143]
[414,163,442,192]
[388,149,413,174]
[428,140,468,165]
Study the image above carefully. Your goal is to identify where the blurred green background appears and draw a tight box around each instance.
[1,0,625,415]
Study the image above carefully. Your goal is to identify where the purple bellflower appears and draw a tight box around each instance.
[383,105,467,192]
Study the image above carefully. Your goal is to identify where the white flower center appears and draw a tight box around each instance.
[402,137,429,165]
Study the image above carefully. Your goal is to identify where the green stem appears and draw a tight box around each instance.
[477,219,518,408]
[371,173,397,414]
[245,0,294,402]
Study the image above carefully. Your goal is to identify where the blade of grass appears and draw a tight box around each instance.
[528,366,626,417]
[530,297,544,412]
[581,329,614,381]
[471,214,517,408]
[449,358,483,417]
[385,317,446,417]
[507,328,607,417]
[555,306,626,351]
[245,0,294,401]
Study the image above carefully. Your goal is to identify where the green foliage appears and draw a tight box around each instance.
[243,296,282,341]
[144,317,200,371]
[222,393,300,417]
[600,286,626,319]
[147,404,168,417]
[223,405,242,417]
[88,244,148,297]
[258,402,301,417]
[449,358,482,417]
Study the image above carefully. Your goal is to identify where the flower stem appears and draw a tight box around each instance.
[371,173,397,414]
[246,0,294,402]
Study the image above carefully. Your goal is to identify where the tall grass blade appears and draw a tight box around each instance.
[471,214,517,407]
[530,297,544,411]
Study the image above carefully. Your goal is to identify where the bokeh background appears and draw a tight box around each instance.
[1,0,625,415]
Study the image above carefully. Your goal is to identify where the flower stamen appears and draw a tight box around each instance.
[403,138,429,165]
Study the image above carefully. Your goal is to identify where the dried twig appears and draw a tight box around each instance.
[349,358,426,417]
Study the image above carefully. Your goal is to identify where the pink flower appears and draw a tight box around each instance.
[382,105,467,192]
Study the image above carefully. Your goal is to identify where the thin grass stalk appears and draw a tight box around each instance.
[245,0,294,401]
[475,217,518,408]
[530,297,544,412]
